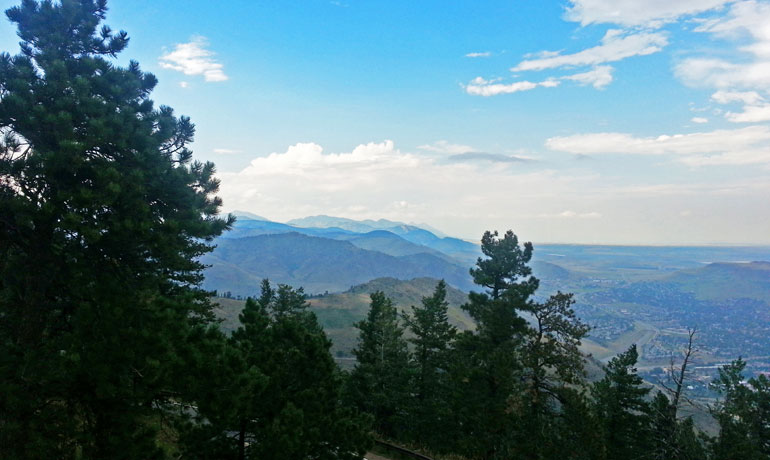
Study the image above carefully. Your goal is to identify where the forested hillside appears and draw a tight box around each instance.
[215,277,475,357]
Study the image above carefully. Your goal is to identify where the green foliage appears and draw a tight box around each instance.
[469,229,538,302]
[347,291,411,437]
[591,345,652,460]
[0,1,231,457]
[402,280,457,448]
[710,358,770,460]
[649,392,707,460]
[180,280,370,460]
[517,291,590,459]
[446,230,540,459]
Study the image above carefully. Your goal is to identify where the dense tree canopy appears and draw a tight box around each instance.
[181,281,370,460]
[0,0,234,457]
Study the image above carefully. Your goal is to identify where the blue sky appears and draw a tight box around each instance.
[2,0,769,244]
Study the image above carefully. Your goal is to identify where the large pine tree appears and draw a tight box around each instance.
[402,279,457,448]
[450,230,540,459]
[347,291,411,438]
[0,1,231,457]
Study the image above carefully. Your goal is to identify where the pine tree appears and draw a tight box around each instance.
[0,1,231,457]
[182,281,370,460]
[347,291,411,438]
[519,291,590,459]
[649,329,707,460]
[591,345,652,460]
[710,358,770,460]
[450,230,540,459]
[649,392,706,460]
[402,280,457,449]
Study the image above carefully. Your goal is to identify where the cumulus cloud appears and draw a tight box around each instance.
[466,51,492,58]
[691,117,709,123]
[159,36,228,82]
[564,0,731,27]
[218,140,590,230]
[217,139,770,244]
[546,125,770,165]
[513,30,668,71]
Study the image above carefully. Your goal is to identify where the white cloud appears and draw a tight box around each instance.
[219,140,593,231]
[232,140,416,179]
[512,30,668,71]
[466,51,492,58]
[675,2,770,124]
[726,104,770,122]
[675,57,770,90]
[675,1,770,108]
[695,0,770,55]
[466,66,613,96]
[711,90,763,105]
[564,0,731,27]
[417,140,475,154]
[546,125,770,165]
[710,90,770,123]
[218,139,770,244]
[464,78,560,96]
[159,36,228,82]
[179,81,189,88]
[562,65,614,88]
[691,117,709,123]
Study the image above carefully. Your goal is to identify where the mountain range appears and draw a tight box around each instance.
[204,215,481,296]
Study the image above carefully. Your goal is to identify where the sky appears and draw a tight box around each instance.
[1,0,770,245]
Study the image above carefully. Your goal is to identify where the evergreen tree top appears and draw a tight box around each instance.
[470,230,539,301]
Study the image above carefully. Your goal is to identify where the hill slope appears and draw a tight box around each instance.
[665,261,770,302]
[213,277,474,357]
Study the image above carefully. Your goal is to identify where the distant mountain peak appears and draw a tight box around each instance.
[231,210,271,221]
